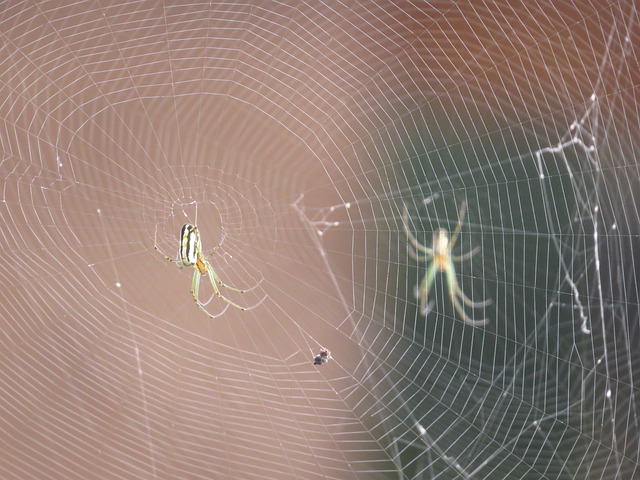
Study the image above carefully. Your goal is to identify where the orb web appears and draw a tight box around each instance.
[0,2,638,479]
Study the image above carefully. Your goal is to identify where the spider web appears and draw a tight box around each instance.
[1,1,639,479]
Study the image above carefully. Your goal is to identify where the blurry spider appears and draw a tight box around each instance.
[154,224,259,317]
[402,200,491,326]
[313,348,331,365]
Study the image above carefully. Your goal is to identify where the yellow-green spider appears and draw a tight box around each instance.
[402,200,491,326]
[155,224,257,316]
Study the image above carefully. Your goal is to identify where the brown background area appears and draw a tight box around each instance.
[1,1,639,479]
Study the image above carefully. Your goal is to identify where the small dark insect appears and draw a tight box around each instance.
[313,348,331,365]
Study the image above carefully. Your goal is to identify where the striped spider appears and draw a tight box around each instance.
[402,200,490,326]
[155,224,260,317]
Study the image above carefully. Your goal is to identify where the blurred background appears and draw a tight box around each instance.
[0,1,638,479]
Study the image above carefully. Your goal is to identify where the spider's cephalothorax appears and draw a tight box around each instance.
[432,229,450,270]
[402,201,491,326]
